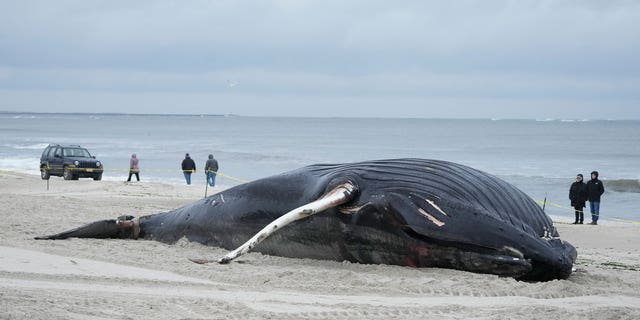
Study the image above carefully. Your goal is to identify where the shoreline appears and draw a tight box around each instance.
[1,171,639,319]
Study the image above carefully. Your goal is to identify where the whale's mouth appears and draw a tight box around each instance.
[398,227,533,278]
[403,225,576,281]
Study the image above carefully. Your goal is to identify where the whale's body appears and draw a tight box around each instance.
[37,159,576,281]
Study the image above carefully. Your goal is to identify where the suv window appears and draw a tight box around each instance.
[54,147,62,157]
[63,148,91,158]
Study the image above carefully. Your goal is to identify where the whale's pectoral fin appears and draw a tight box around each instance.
[190,181,357,265]
[34,215,139,240]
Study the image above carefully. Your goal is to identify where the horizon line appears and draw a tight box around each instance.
[0,110,637,121]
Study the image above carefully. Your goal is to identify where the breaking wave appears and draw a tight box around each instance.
[5,143,50,150]
[605,179,640,193]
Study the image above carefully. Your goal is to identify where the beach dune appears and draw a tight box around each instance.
[1,172,639,319]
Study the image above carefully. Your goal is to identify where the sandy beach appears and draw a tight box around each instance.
[1,171,639,319]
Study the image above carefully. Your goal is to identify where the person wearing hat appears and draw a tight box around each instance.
[181,153,196,185]
[586,170,605,225]
[569,174,587,224]
[204,154,219,187]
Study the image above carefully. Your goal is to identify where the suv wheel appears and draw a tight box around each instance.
[41,166,50,180]
[93,174,102,181]
[63,166,74,180]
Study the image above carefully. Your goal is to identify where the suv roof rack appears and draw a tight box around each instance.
[47,144,82,147]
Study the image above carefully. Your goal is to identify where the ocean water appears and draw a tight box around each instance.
[1,112,639,223]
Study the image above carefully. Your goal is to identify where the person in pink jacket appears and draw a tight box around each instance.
[127,153,140,182]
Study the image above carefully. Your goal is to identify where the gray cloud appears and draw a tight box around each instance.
[1,0,639,118]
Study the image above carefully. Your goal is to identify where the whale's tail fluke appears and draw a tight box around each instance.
[34,215,139,240]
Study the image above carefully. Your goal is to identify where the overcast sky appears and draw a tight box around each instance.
[1,0,639,119]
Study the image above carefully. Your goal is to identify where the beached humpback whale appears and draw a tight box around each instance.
[35,159,577,281]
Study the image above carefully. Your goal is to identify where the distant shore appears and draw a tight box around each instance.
[4,110,640,121]
[1,171,639,319]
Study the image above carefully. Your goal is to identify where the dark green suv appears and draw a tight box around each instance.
[40,144,104,180]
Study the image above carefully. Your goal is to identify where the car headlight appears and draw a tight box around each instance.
[74,161,79,166]
[96,161,101,167]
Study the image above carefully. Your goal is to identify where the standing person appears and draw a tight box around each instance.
[181,153,196,185]
[569,174,587,224]
[204,154,219,187]
[127,153,140,182]
[586,170,605,225]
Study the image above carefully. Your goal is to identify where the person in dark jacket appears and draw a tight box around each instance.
[569,174,587,224]
[586,170,605,225]
[181,153,196,185]
[204,154,219,187]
